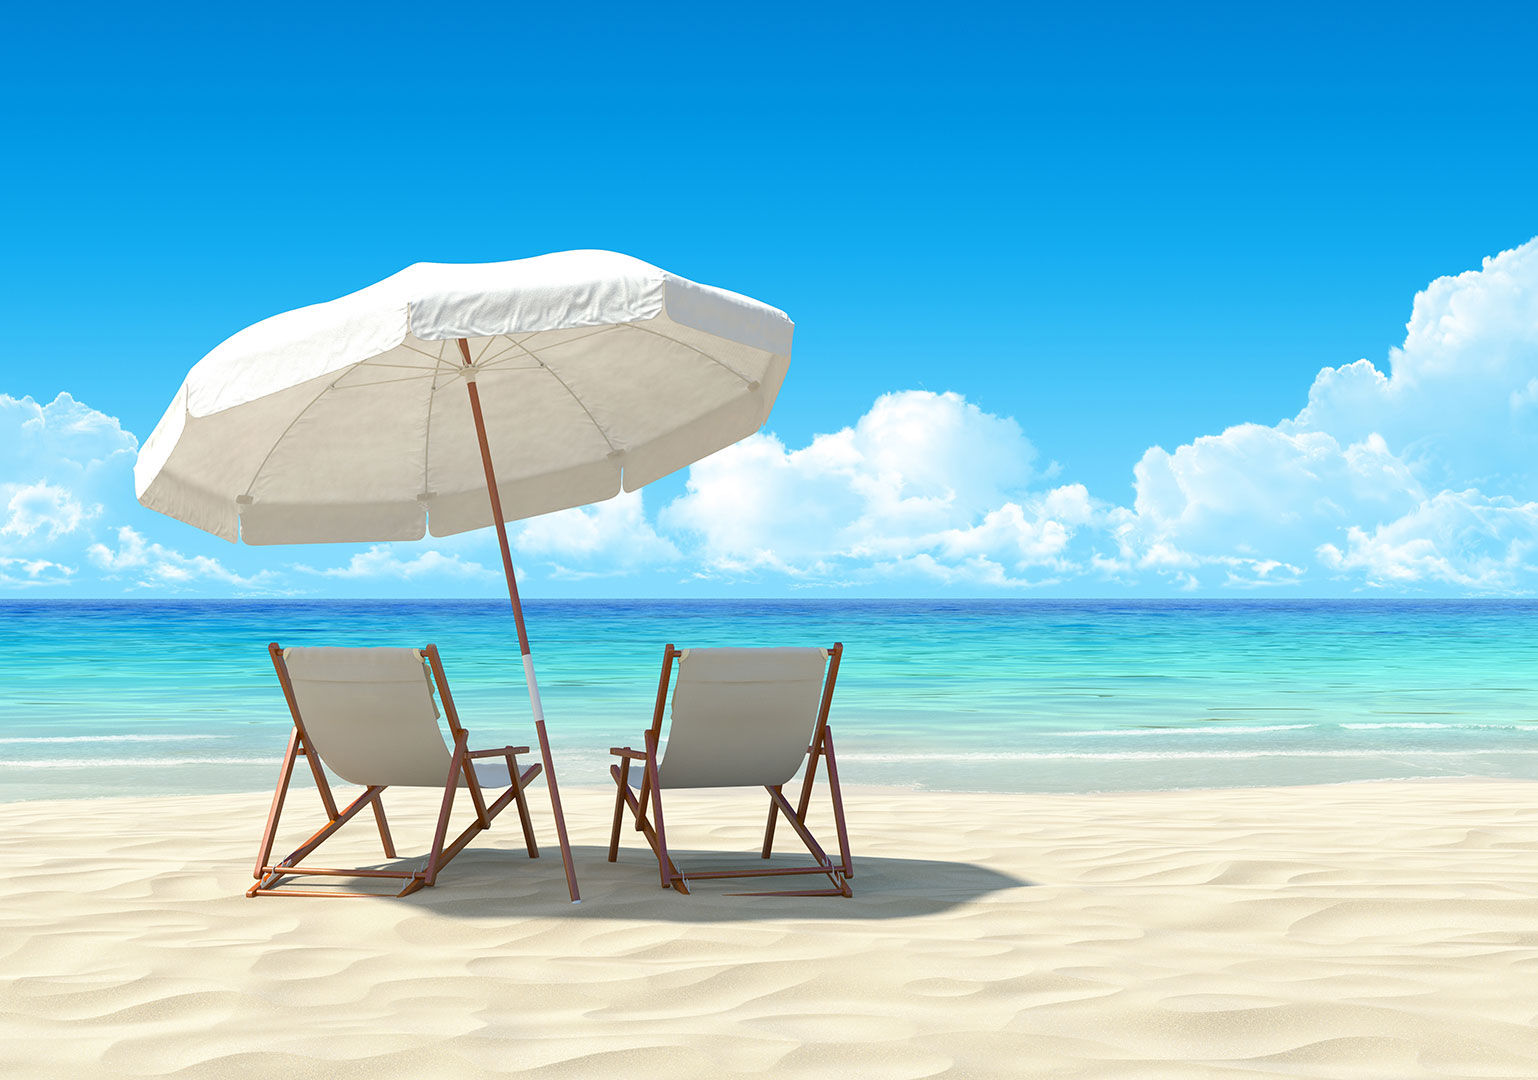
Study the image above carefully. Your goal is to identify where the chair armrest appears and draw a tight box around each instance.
[609,747,648,760]
[468,746,530,758]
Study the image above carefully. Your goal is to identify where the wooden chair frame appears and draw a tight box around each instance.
[250,642,543,898]
[607,642,852,897]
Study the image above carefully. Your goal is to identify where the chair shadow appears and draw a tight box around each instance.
[355,843,1035,922]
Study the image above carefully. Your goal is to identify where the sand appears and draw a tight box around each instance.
[1,779,1536,1078]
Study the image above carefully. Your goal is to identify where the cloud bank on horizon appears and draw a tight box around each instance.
[5,237,1538,597]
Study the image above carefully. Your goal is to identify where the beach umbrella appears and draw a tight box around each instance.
[134,250,795,902]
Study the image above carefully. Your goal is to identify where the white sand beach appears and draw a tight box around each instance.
[2,779,1536,1078]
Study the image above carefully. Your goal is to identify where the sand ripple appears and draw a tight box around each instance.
[1,780,1536,1077]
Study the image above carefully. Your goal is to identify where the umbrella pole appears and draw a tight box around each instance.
[460,342,581,903]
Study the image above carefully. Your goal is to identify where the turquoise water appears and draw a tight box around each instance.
[4,599,1537,800]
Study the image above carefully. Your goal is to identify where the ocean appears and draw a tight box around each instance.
[3,599,1536,801]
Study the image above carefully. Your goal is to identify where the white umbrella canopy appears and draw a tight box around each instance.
[136,250,793,543]
[135,250,795,902]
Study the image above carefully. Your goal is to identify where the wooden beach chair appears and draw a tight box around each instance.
[250,643,542,898]
[607,643,852,897]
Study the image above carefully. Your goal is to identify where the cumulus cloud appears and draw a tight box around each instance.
[0,556,75,588]
[661,390,1110,586]
[87,526,282,591]
[0,392,137,545]
[1317,491,1538,591]
[1,389,503,594]
[1283,238,1538,497]
[0,392,138,479]
[0,393,141,586]
[1,481,94,540]
[293,544,498,581]
[515,491,680,579]
[654,236,1538,593]
[1115,236,1538,590]
[1117,426,1424,585]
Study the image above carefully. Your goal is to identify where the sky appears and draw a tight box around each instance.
[3,1,1538,597]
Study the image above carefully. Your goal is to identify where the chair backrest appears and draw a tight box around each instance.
[280,646,454,787]
[657,646,831,789]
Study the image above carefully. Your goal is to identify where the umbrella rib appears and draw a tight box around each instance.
[237,370,357,503]
[354,361,446,372]
[396,339,464,373]
[329,372,439,389]
[475,340,519,365]
[619,322,756,384]
[501,338,621,455]
[470,337,535,370]
[443,328,623,371]
[507,325,620,350]
[421,345,449,504]
[239,351,441,504]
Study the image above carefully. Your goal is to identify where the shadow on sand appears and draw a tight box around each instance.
[273,843,1031,922]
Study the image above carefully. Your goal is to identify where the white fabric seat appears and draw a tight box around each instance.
[282,646,452,787]
[470,760,514,788]
[282,646,525,791]
[657,647,830,789]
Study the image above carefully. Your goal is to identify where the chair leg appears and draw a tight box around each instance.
[765,785,835,870]
[424,762,539,885]
[822,728,853,878]
[643,733,673,889]
[761,784,781,859]
[509,753,540,858]
[794,736,823,827]
[635,770,651,834]
[761,787,849,897]
[371,798,396,860]
[609,758,631,862]
[248,785,391,896]
[603,742,851,900]
[254,729,301,881]
[424,742,464,886]
[299,738,339,821]
[251,737,546,898]
[611,762,688,891]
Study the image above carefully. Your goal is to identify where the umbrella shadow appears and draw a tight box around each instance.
[381,843,1032,922]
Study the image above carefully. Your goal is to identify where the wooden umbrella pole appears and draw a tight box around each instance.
[459,339,581,902]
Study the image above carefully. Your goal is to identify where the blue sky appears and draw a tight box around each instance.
[4,2,1538,597]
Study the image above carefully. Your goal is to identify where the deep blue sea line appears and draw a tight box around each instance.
[3,599,1537,799]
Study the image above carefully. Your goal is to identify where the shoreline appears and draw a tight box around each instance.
[3,780,1536,1077]
[3,768,1532,806]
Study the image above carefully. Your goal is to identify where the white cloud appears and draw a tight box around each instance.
[293,543,498,581]
[515,491,680,578]
[1115,236,1538,590]
[1,390,494,595]
[0,556,75,588]
[1117,425,1425,585]
[0,392,144,589]
[87,526,281,592]
[1284,237,1538,495]
[662,390,1107,586]
[0,392,138,487]
[1317,491,1538,591]
[1,481,95,540]
[0,392,138,561]
[652,236,1538,593]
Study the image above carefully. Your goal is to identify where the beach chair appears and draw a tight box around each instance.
[608,643,852,896]
[250,643,542,898]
